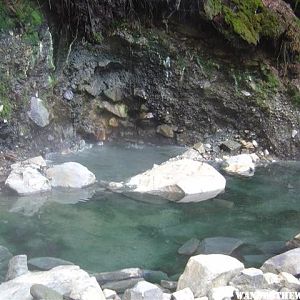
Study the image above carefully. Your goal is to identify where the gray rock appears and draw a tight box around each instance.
[28,257,74,271]
[143,270,169,283]
[261,248,300,275]
[177,254,244,297]
[262,272,282,290]
[99,101,128,118]
[46,162,96,188]
[160,280,177,292]
[30,284,63,300]
[0,246,13,282]
[102,278,144,293]
[230,268,265,291]
[172,287,194,300]
[156,125,174,138]
[286,233,300,249]
[220,140,241,153]
[103,87,123,102]
[211,199,234,209]
[178,238,200,256]
[123,281,163,300]
[257,241,286,255]
[197,237,243,255]
[63,90,74,101]
[6,255,28,281]
[94,268,143,284]
[279,272,300,290]
[28,96,50,127]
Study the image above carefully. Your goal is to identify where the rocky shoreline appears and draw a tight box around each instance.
[0,232,299,300]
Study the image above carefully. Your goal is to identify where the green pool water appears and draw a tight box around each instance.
[0,144,299,276]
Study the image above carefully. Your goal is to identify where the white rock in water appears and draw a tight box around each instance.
[0,265,105,300]
[223,154,256,177]
[177,254,244,297]
[46,162,96,188]
[11,156,47,170]
[5,166,51,195]
[125,159,226,203]
[27,96,50,127]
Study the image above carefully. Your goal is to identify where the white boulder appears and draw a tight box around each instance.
[0,265,105,300]
[125,159,226,203]
[177,254,244,297]
[223,154,257,177]
[5,166,51,195]
[46,162,96,188]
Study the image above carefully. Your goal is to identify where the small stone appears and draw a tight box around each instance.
[6,255,28,281]
[264,149,270,156]
[134,88,147,100]
[94,268,143,284]
[286,233,300,249]
[178,238,200,256]
[160,280,177,291]
[156,124,174,138]
[102,278,144,294]
[103,288,117,299]
[63,90,74,101]
[100,101,128,118]
[123,281,163,300]
[197,237,243,255]
[220,140,241,153]
[193,142,206,154]
[241,90,251,97]
[204,144,211,150]
[109,117,119,128]
[252,140,258,148]
[292,130,298,138]
[30,284,63,300]
[103,88,123,103]
[172,287,194,300]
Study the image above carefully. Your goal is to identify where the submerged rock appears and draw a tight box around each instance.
[286,233,300,249]
[124,159,226,203]
[178,238,200,256]
[177,254,244,297]
[28,257,74,271]
[46,162,96,188]
[0,265,105,300]
[196,237,244,255]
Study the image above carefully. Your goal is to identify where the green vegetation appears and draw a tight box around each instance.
[0,0,43,45]
[204,0,283,45]
[0,81,12,119]
[288,84,300,106]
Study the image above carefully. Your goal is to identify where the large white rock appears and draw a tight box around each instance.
[0,265,105,300]
[46,162,96,188]
[5,166,51,195]
[261,248,300,275]
[177,254,244,297]
[125,159,226,203]
[223,154,256,177]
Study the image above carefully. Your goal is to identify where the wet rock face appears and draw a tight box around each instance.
[61,25,300,158]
